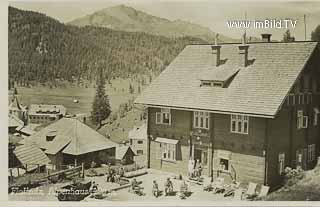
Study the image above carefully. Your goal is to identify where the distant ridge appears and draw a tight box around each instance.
[68,4,236,43]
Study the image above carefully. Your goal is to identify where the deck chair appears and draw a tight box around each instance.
[257,185,269,199]
[244,182,257,200]
[233,189,243,200]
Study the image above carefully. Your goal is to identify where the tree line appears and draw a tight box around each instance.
[8,6,205,86]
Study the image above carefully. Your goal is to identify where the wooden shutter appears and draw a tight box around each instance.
[156,112,161,124]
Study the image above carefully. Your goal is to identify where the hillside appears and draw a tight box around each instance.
[68,4,235,43]
[9,6,205,85]
[265,165,320,201]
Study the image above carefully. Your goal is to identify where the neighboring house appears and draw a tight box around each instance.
[115,146,135,165]
[9,95,28,124]
[128,124,147,156]
[9,114,24,134]
[9,114,35,137]
[9,134,23,168]
[135,34,320,188]
[28,104,66,124]
[11,138,50,172]
[21,117,116,169]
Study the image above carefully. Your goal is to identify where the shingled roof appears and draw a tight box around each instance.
[14,143,50,172]
[23,118,116,155]
[135,42,318,118]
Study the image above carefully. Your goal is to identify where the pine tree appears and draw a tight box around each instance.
[91,67,111,128]
[14,87,18,95]
[129,83,134,94]
[283,30,295,42]
[311,25,320,41]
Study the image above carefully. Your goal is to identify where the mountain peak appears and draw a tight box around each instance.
[68,5,235,43]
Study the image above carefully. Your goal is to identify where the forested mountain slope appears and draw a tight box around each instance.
[9,6,205,85]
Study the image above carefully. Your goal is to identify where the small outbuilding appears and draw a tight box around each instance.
[115,146,135,165]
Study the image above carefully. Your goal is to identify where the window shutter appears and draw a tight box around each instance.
[156,112,161,124]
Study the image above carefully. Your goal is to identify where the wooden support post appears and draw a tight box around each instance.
[38,164,40,173]
[10,169,13,182]
[17,167,20,177]
[81,163,84,178]
[25,164,27,174]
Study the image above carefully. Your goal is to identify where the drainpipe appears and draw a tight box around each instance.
[147,107,151,168]
[289,107,294,167]
[211,113,215,182]
[264,119,269,186]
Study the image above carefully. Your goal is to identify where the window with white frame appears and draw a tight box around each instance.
[156,108,171,125]
[161,143,176,161]
[278,153,285,175]
[286,94,295,106]
[231,114,249,134]
[314,108,319,126]
[297,110,308,129]
[308,144,316,162]
[194,111,209,129]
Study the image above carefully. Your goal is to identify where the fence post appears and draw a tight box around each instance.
[81,163,84,178]
[10,169,13,182]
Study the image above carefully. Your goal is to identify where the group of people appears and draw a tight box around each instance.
[151,178,190,199]
[105,164,125,184]
[188,159,203,178]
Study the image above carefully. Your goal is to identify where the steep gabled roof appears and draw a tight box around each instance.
[14,142,50,171]
[9,114,24,129]
[135,42,318,117]
[116,146,135,160]
[24,118,116,155]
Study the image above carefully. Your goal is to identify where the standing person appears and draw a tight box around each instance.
[190,159,195,177]
[152,180,159,197]
[198,162,203,177]
[194,159,200,177]
[188,159,193,178]
[164,178,173,196]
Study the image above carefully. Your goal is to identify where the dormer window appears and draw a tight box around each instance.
[213,82,223,87]
[201,80,223,88]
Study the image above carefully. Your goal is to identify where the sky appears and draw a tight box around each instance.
[9,0,320,41]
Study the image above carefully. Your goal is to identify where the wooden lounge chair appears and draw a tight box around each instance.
[233,188,243,200]
[256,185,269,199]
[244,182,258,200]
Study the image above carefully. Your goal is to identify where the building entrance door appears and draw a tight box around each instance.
[194,149,202,163]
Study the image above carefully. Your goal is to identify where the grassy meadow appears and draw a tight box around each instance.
[13,77,148,143]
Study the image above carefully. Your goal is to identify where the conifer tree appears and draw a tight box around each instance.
[91,67,111,128]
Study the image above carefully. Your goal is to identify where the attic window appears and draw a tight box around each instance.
[201,81,223,87]
[46,130,57,142]
[213,82,223,87]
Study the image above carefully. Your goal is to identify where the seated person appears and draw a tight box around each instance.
[131,178,140,190]
[118,167,125,177]
[89,181,98,193]
[164,178,173,195]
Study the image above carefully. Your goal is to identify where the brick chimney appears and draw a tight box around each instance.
[261,33,272,42]
[211,34,221,66]
[238,33,249,67]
